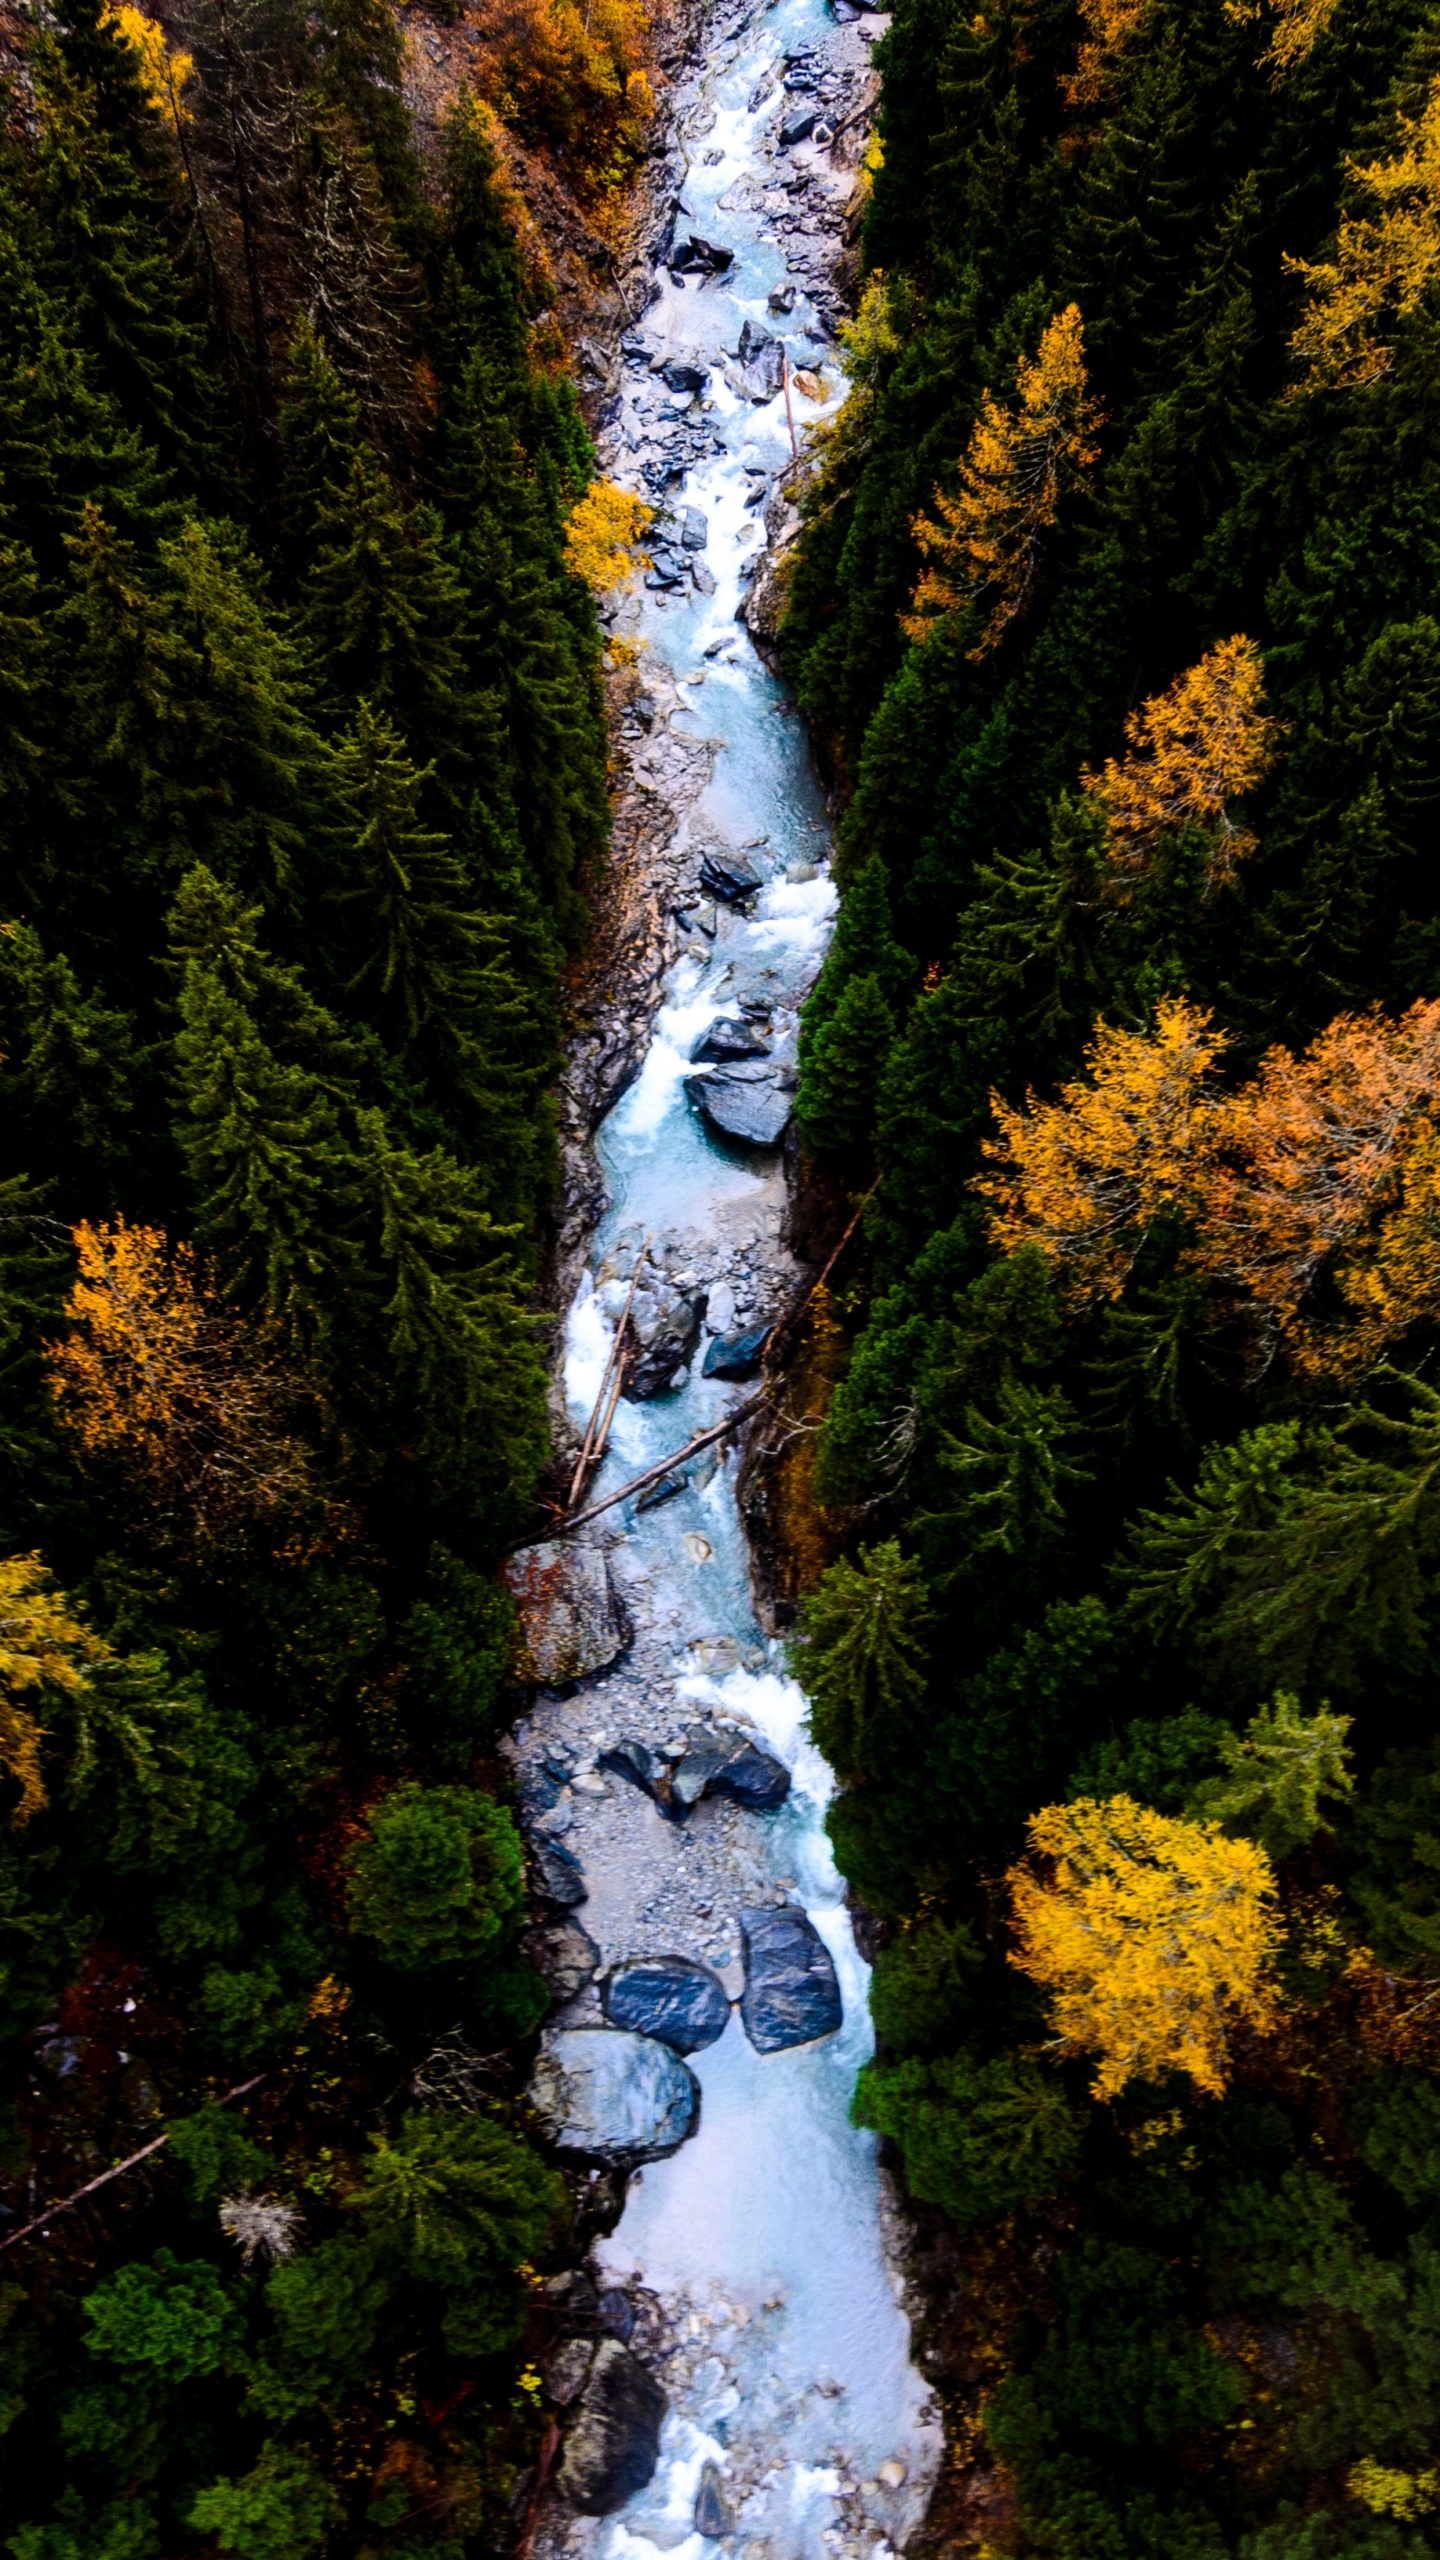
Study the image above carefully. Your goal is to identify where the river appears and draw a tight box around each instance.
[516,6,941,2555]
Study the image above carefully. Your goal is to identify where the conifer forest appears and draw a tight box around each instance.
[2,0,1440,2543]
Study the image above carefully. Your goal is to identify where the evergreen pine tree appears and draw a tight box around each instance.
[795,972,898,1160]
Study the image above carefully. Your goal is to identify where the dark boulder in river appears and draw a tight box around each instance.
[740,1906,842,2051]
[691,1014,771,1063]
[685,1065,793,1149]
[530,1835,588,1907]
[605,1955,732,2052]
[703,1323,771,1379]
[707,1741,792,1810]
[557,2339,667,2513]
[699,846,764,903]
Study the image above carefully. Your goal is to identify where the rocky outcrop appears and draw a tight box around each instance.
[526,1917,602,2002]
[624,1286,705,1400]
[529,1836,589,1908]
[601,1732,791,1818]
[556,2339,668,2514]
[604,1955,732,2052]
[530,2026,700,2162]
[685,1063,794,1149]
[504,1541,630,1686]
[739,1906,843,2052]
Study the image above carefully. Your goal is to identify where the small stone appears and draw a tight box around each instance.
[694,2460,733,2538]
[545,2336,596,2406]
[876,2460,907,2491]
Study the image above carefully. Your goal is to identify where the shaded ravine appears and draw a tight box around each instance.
[510,8,941,2559]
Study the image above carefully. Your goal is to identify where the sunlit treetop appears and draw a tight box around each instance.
[0,1552,109,1826]
[562,478,653,595]
[1083,637,1284,896]
[1286,77,1440,391]
[903,305,1103,661]
[1009,1794,1281,2099]
[100,2,195,133]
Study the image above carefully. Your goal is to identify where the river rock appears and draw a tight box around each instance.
[530,2027,700,2163]
[686,1067,793,1148]
[545,2336,596,2406]
[769,281,798,311]
[624,1285,704,1400]
[708,1742,792,1810]
[739,1906,842,2052]
[605,1955,731,2053]
[504,1541,629,1685]
[660,358,709,394]
[694,2461,734,2539]
[527,1917,602,2002]
[635,1469,689,1513]
[530,1835,589,1908]
[738,315,786,397]
[679,506,709,549]
[557,2339,668,2514]
[691,1015,771,1063]
[692,558,717,596]
[599,1737,679,1816]
[779,104,817,146]
[700,846,765,903]
[670,232,733,274]
[703,1323,772,1379]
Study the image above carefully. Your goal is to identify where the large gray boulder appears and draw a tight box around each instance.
[691,1015,771,1064]
[686,1066,793,1149]
[699,846,765,904]
[556,2339,667,2513]
[605,1956,731,2053]
[671,1737,790,1813]
[702,1324,771,1381]
[503,1541,628,1685]
[526,1917,601,2002]
[530,2027,699,2162]
[530,1836,588,1907]
[738,316,786,397]
[740,1907,843,2052]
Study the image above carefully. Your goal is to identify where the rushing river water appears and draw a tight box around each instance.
[530,7,941,2556]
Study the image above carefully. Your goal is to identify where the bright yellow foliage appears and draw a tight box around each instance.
[1064,0,1151,108]
[1349,2463,1440,2522]
[1286,77,1440,391]
[47,1219,308,1535]
[102,2,194,132]
[562,479,653,595]
[1009,1795,1280,2099]
[0,1553,109,1825]
[1084,636,1283,893]
[977,995,1227,1302]
[904,305,1102,660]
[1224,0,1338,77]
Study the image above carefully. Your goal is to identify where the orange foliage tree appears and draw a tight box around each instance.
[0,1552,109,1824]
[904,306,1103,661]
[1083,636,1283,893]
[1196,999,1440,1340]
[1009,1795,1281,2098]
[478,0,655,204]
[46,1219,309,1536]
[1286,77,1440,391]
[562,479,652,594]
[977,996,1227,1302]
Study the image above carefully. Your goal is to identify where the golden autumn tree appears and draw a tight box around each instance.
[0,1553,109,1825]
[1224,0,1338,78]
[1194,999,1440,1336]
[977,995,1227,1302]
[904,305,1103,661]
[1083,636,1284,893]
[1323,1119,1440,1374]
[101,2,195,133]
[46,1220,310,1537]
[562,479,653,595]
[1009,1795,1281,2098]
[1064,0,1152,109]
[1286,77,1440,391]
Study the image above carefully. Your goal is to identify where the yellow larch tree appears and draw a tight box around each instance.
[1224,0,1338,78]
[1063,0,1152,109]
[46,1219,309,1537]
[1194,998,1440,1332]
[1321,1118,1440,1375]
[903,304,1103,661]
[101,3,195,133]
[1083,636,1284,894]
[1009,1795,1281,2098]
[976,995,1228,1302]
[562,479,653,595]
[0,1553,110,1825]
[1286,76,1440,391]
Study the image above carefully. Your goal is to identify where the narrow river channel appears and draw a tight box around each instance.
[515,8,941,2555]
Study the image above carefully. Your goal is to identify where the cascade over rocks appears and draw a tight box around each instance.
[604,1955,732,2051]
[530,2027,700,2162]
[556,2339,668,2513]
[740,1906,843,2051]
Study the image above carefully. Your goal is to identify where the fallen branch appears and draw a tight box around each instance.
[539,1393,769,1538]
[0,2072,267,2255]
[567,1238,649,1509]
